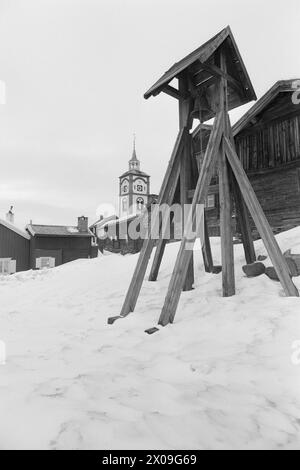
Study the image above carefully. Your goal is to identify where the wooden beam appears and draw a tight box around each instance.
[153,84,184,100]
[219,146,235,296]
[188,184,219,199]
[158,110,224,326]
[148,78,194,284]
[162,85,181,100]
[202,213,214,273]
[148,239,167,282]
[179,75,194,291]
[192,74,217,89]
[226,113,256,265]
[230,171,256,264]
[224,137,299,297]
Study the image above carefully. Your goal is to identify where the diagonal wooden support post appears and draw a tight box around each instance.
[158,111,224,326]
[224,137,299,297]
[110,128,186,322]
[192,129,215,274]
[148,239,167,282]
[219,52,235,297]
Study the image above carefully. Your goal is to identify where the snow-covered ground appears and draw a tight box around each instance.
[1,228,300,450]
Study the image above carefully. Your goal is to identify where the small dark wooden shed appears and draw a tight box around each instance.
[0,218,30,273]
[26,216,98,269]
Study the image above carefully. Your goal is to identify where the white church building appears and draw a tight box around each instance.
[119,140,150,218]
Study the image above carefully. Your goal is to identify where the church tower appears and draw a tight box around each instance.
[119,137,150,218]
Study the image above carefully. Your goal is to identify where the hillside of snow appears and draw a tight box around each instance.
[1,228,300,450]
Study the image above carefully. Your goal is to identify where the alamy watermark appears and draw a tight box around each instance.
[97,203,205,250]
[291,340,300,366]
[0,340,6,365]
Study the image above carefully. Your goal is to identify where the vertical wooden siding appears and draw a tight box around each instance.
[0,225,30,272]
[235,114,300,171]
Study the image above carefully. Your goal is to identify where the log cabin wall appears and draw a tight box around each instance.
[235,101,300,171]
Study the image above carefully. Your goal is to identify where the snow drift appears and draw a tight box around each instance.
[0,228,300,449]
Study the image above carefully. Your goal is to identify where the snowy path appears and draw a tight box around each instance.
[0,229,300,449]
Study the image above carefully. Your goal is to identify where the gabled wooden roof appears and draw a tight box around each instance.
[233,79,300,135]
[144,26,256,122]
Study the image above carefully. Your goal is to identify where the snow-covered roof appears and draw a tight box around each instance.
[0,218,30,240]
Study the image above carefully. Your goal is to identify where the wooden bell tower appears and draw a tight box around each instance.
[108,26,299,329]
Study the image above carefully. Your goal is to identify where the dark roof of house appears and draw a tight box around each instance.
[26,224,93,237]
[0,218,30,240]
[144,26,256,121]
[233,79,300,135]
[120,169,150,178]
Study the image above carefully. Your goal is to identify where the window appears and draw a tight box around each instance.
[0,259,10,274]
[0,258,16,275]
[122,198,128,212]
[137,197,144,212]
[36,257,55,269]
[205,194,215,209]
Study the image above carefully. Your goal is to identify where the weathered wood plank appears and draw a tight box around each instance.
[179,76,194,291]
[219,52,235,297]
[226,114,256,265]
[181,132,194,291]
[202,213,214,272]
[158,111,224,326]
[116,128,186,319]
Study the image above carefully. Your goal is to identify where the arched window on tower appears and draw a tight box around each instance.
[137,197,144,212]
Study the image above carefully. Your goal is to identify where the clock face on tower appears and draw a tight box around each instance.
[119,146,150,217]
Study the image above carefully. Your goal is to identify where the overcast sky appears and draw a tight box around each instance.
[0,0,299,228]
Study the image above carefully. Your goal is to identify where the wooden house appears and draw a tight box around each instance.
[26,216,98,269]
[193,79,300,236]
[93,194,159,255]
[0,217,30,274]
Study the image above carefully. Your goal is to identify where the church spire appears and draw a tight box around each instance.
[129,133,140,171]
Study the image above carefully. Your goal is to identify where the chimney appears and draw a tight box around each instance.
[77,215,88,232]
[6,206,14,224]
